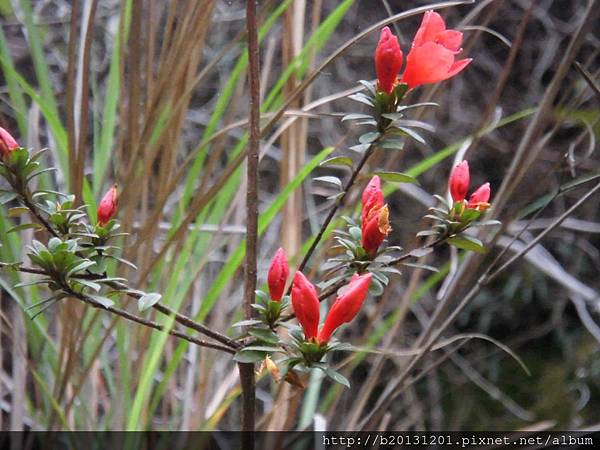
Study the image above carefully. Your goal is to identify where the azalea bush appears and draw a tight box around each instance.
[1,0,599,435]
[1,8,495,413]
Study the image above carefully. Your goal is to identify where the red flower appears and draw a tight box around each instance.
[468,182,491,211]
[97,185,118,225]
[361,176,391,257]
[375,26,403,94]
[268,247,289,302]
[362,205,391,257]
[291,272,320,340]
[318,273,372,344]
[449,161,470,202]
[361,176,384,224]
[0,126,19,158]
[401,11,471,89]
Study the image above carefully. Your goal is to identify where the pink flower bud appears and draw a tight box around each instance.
[468,182,491,211]
[97,185,118,225]
[267,248,289,302]
[0,126,19,158]
[449,161,470,202]
[375,27,403,94]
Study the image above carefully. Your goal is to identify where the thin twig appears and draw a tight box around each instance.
[66,289,235,354]
[295,145,376,275]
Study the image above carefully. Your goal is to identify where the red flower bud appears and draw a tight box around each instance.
[449,161,470,202]
[401,11,471,89]
[361,176,384,225]
[0,126,19,158]
[318,273,372,344]
[268,247,289,302]
[291,272,320,340]
[97,184,118,225]
[375,27,403,94]
[468,182,491,211]
[361,204,391,257]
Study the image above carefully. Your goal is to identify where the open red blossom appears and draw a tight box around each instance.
[375,27,403,94]
[268,247,289,302]
[318,273,372,344]
[449,161,470,202]
[401,11,471,89]
[468,182,491,211]
[291,272,320,340]
[97,185,118,225]
[0,126,19,158]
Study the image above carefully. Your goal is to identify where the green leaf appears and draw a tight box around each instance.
[138,293,162,312]
[0,192,17,205]
[379,139,404,150]
[397,126,426,145]
[373,171,418,184]
[348,226,361,242]
[324,366,350,388]
[320,156,353,168]
[348,93,374,107]
[8,223,43,234]
[8,207,30,217]
[240,345,282,353]
[248,328,280,345]
[341,113,372,122]
[447,235,487,254]
[233,350,267,364]
[89,295,115,308]
[349,143,371,153]
[401,262,439,272]
[314,176,342,189]
[75,279,102,292]
[232,319,263,328]
[359,131,380,144]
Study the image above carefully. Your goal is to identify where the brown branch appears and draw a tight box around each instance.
[293,143,377,279]
[66,289,235,354]
[239,0,260,439]
[11,181,240,350]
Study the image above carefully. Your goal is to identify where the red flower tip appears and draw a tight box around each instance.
[400,11,471,89]
[0,126,19,158]
[375,26,403,94]
[97,184,118,225]
[449,161,470,202]
[318,273,372,344]
[291,272,320,340]
[268,247,289,302]
[468,182,491,211]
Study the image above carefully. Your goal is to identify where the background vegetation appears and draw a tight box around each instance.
[0,0,599,431]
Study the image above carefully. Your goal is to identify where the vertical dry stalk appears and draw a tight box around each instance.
[239,0,261,441]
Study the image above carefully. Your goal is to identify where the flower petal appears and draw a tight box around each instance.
[412,10,446,48]
[436,30,463,52]
[401,42,455,88]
